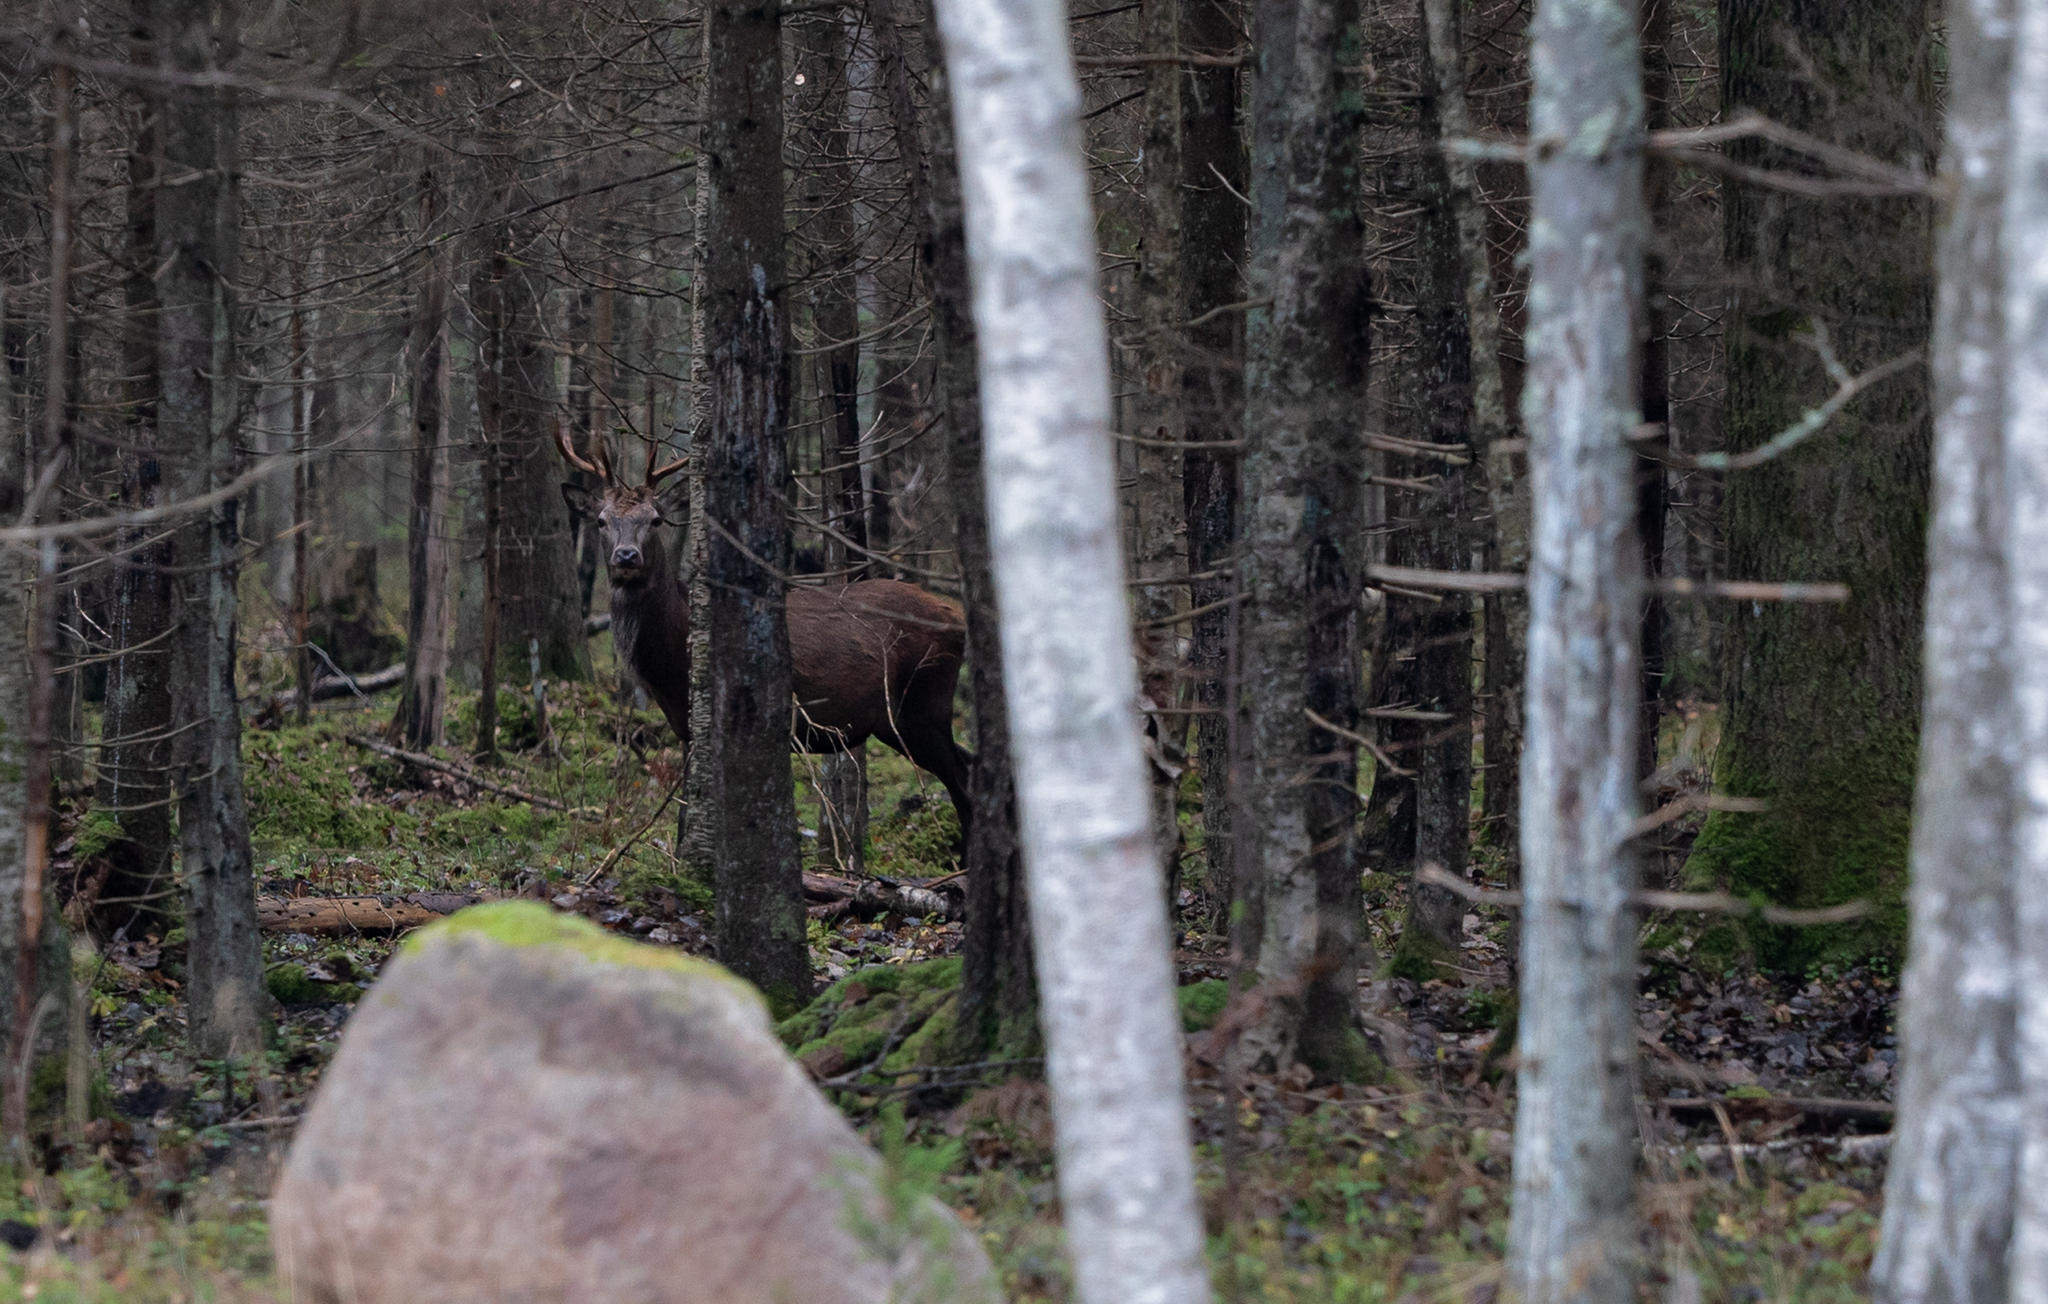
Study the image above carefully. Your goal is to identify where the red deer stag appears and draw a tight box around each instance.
[556,428,974,854]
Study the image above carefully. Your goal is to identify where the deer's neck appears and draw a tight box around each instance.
[609,548,688,680]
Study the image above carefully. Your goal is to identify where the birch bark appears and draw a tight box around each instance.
[1874,1,2020,1298]
[2003,0,2048,1294]
[1506,0,1645,1300]
[930,0,1209,1293]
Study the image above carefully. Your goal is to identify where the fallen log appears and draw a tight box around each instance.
[343,735,571,812]
[802,871,958,921]
[258,891,507,934]
[1654,1133,1892,1165]
[248,663,406,714]
[1661,1093,1893,1135]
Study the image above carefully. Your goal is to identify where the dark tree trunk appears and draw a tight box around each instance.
[906,0,1034,1061]
[1383,0,1478,979]
[97,1,175,932]
[1131,0,1187,900]
[158,0,263,1059]
[1181,0,1245,923]
[291,256,314,728]
[689,0,811,1012]
[798,9,867,575]
[472,241,508,762]
[494,214,589,687]
[396,160,452,749]
[1637,0,1672,785]
[794,6,871,865]
[1238,0,1371,1078]
[1691,0,1935,968]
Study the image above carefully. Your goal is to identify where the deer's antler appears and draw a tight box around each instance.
[642,428,689,488]
[553,418,609,481]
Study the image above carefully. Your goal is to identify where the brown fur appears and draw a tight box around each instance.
[561,469,974,854]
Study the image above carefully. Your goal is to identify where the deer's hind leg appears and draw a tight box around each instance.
[884,680,975,863]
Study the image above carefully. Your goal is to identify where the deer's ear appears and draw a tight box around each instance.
[561,481,599,520]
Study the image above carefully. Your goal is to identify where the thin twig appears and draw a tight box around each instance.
[581,771,687,885]
[343,734,575,813]
[1304,708,1412,778]
[1366,432,1472,465]
[1673,329,1922,471]
[1075,51,1245,66]
[1629,793,1768,837]
[1649,110,1937,195]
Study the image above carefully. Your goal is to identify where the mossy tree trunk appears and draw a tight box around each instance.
[1689,0,1935,969]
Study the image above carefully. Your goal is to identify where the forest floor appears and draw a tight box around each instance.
[4,675,1898,1302]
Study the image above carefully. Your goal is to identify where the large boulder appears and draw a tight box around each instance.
[272,903,997,1304]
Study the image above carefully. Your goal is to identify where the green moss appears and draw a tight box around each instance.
[866,796,963,876]
[1385,922,1459,983]
[409,900,754,996]
[1681,732,1913,972]
[881,994,959,1074]
[1303,1026,1382,1086]
[266,964,362,1006]
[779,959,970,1079]
[1177,979,1229,1033]
[73,809,127,860]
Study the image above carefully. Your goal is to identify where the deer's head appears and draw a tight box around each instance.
[556,423,689,588]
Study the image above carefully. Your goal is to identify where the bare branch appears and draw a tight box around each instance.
[1415,864,1872,926]
[1675,326,1923,471]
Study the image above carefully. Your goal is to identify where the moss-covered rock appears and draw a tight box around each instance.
[778,959,968,1085]
[274,899,993,1303]
[409,900,752,993]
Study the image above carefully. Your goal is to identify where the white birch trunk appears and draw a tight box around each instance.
[1874,0,2021,1297]
[1507,1,1645,1300]
[2004,1,2048,1296]
[930,0,1210,1297]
